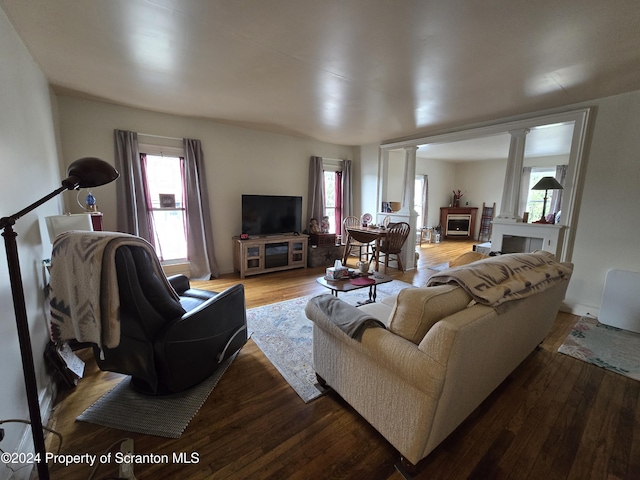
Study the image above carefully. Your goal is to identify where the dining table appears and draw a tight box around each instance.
[342,225,387,271]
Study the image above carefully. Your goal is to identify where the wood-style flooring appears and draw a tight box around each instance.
[43,240,640,479]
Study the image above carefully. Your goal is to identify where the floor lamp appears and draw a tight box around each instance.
[531,176,563,224]
[0,157,119,480]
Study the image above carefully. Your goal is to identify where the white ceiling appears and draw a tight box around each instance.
[2,0,640,149]
[416,122,575,161]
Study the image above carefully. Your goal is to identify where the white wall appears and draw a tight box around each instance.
[453,158,507,238]
[415,157,457,228]
[55,96,354,274]
[385,150,405,203]
[564,91,640,315]
[353,143,378,219]
[0,10,61,478]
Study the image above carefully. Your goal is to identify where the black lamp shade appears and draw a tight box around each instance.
[532,176,563,191]
[62,157,119,189]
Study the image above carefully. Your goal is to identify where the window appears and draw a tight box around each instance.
[141,153,188,262]
[524,167,557,222]
[323,170,343,234]
[414,176,424,229]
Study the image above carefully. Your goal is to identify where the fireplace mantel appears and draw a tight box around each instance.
[491,220,565,258]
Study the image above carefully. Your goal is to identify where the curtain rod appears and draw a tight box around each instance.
[138,132,183,141]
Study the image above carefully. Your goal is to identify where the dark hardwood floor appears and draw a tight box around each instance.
[43,240,640,479]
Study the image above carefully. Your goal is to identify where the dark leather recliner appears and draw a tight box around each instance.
[94,245,247,395]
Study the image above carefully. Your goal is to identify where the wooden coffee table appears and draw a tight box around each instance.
[316,273,393,304]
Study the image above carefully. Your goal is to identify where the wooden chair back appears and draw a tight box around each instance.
[381,222,411,254]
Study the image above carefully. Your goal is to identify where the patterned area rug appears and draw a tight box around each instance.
[558,316,640,381]
[247,280,413,402]
[77,352,237,437]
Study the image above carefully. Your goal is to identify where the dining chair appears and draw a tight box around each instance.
[375,222,411,272]
[342,216,372,262]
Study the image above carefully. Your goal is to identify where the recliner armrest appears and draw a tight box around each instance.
[168,274,190,294]
[154,283,248,393]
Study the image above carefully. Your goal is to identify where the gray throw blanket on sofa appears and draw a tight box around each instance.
[308,295,386,341]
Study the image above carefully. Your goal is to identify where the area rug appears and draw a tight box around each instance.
[246,280,413,402]
[77,352,237,437]
[558,316,640,381]
[428,262,450,272]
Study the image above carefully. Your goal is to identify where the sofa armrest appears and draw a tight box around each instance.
[305,297,445,395]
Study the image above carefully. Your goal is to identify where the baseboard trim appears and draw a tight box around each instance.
[561,302,599,318]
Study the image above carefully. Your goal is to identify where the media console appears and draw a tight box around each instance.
[233,234,308,278]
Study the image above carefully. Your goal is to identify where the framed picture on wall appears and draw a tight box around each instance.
[159,194,176,208]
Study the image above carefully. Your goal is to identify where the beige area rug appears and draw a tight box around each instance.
[77,352,237,437]
[246,280,413,402]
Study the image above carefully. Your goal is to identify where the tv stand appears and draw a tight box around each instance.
[233,234,308,278]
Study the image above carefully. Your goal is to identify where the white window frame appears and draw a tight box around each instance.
[138,142,188,264]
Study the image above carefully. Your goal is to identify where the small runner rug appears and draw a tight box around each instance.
[428,262,450,272]
[558,316,640,382]
[247,280,413,402]
[77,352,237,437]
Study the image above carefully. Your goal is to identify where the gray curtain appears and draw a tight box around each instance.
[183,138,219,279]
[114,130,152,239]
[342,159,353,220]
[421,175,429,227]
[307,156,325,229]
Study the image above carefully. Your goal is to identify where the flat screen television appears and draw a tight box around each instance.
[242,194,303,236]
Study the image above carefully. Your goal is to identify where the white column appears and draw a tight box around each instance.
[401,146,418,214]
[400,146,418,270]
[497,128,529,221]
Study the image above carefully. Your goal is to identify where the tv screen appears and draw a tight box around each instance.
[242,194,303,236]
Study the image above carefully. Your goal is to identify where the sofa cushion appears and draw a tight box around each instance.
[388,285,473,344]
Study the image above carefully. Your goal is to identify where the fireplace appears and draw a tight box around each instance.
[501,235,544,253]
[490,220,566,259]
[446,214,472,236]
[440,207,478,240]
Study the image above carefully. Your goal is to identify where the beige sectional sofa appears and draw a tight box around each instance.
[305,251,573,470]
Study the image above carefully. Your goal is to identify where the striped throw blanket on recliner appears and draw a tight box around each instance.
[49,231,179,353]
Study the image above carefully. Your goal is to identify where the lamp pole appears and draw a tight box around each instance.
[1,157,118,479]
[1,186,69,480]
[1,218,52,480]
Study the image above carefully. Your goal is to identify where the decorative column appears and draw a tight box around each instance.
[400,146,418,270]
[496,128,529,221]
[401,146,418,215]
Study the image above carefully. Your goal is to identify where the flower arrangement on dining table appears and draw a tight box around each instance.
[452,189,465,207]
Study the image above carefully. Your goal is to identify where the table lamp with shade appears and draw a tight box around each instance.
[531,176,563,224]
[0,157,119,480]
